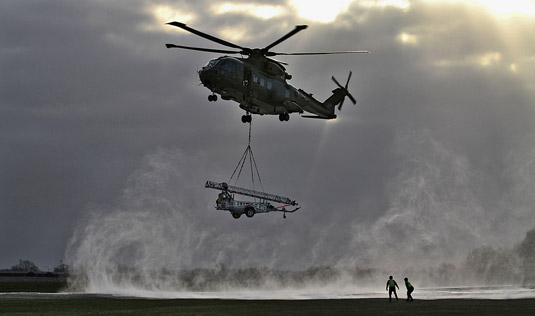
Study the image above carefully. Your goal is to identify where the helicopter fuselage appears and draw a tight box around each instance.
[198,55,339,121]
[166,21,364,122]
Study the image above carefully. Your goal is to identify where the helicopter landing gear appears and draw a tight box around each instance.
[241,114,252,123]
[208,94,218,102]
[279,113,290,122]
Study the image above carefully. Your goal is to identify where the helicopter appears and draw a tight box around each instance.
[165,22,369,123]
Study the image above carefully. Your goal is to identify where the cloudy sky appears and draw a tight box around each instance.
[1,0,535,274]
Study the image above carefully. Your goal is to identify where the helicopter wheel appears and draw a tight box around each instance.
[279,113,290,122]
[241,114,252,123]
[208,95,217,102]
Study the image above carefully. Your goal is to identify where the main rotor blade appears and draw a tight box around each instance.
[167,22,248,52]
[345,71,352,89]
[165,44,241,54]
[268,50,370,56]
[262,25,308,53]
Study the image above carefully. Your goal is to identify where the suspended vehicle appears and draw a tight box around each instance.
[205,121,300,219]
[165,22,369,123]
[205,181,299,219]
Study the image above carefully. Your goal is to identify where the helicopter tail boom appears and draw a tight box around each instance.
[298,72,356,119]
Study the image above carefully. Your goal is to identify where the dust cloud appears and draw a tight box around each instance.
[65,130,535,295]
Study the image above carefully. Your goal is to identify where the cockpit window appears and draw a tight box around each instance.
[204,59,218,68]
[217,59,236,74]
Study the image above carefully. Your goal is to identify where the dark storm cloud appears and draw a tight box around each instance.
[1,0,534,273]
[0,0,190,267]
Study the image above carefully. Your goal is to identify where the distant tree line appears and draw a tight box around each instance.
[4,259,70,275]
[10,260,40,272]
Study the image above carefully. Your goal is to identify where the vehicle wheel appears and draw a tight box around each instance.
[232,213,241,219]
[246,115,252,123]
[213,95,218,101]
[241,115,247,123]
[284,113,290,121]
[245,207,255,218]
[279,114,285,121]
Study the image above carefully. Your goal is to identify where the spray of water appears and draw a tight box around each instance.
[345,130,494,267]
[66,149,199,292]
[65,130,535,297]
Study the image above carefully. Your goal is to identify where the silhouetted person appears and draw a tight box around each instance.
[404,277,414,301]
[386,275,399,302]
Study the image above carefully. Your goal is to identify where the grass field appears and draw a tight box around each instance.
[2,295,535,316]
[0,281,67,293]
[1,281,535,316]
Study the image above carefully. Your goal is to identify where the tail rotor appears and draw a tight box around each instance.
[332,71,357,111]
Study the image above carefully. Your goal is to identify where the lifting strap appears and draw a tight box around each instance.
[229,118,265,193]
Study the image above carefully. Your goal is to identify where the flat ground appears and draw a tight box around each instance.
[0,280,67,293]
[1,281,535,316]
[2,295,535,316]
